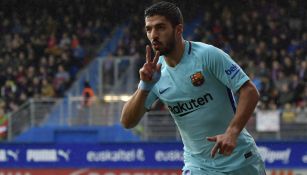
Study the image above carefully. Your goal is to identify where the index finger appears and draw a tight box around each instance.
[146,45,151,63]
[152,50,160,65]
[211,142,220,158]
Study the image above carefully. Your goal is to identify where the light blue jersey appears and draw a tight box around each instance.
[144,41,263,172]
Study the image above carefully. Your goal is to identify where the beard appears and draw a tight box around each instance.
[152,31,176,56]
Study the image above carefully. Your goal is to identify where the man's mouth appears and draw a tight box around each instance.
[152,41,161,49]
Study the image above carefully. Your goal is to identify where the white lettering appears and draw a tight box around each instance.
[0,150,7,162]
[258,146,291,164]
[0,149,19,162]
[7,150,19,161]
[57,150,70,161]
[87,149,146,162]
[302,154,307,163]
[155,150,183,162]
[136,149,145,161]
[27,149,57,162]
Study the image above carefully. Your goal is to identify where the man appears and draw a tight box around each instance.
[82,81,95,107]
[120,1,266,174]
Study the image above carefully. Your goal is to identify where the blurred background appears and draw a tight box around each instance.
[0,0,306,174]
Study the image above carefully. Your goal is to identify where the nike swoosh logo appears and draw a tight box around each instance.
[159,87,170,94]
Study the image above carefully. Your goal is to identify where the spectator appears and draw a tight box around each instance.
[53,65,70,97]
[0,0,305,119]
[1,80,17,99]
[82,81,95,108]
[72,44,85,69]
[46,32,61,56]
[277,84,294,106]
[71,34,80,49]
[59,32,71,51]
[41,79,55,97]
[295,101,307,123]
[30,77,42,98]
[297,60,306,81]
[281,103,296,123]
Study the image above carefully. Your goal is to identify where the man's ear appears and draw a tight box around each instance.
[176,24,183,36]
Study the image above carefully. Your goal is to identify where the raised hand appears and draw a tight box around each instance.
[139,45,161,82]
[138,45,161,91]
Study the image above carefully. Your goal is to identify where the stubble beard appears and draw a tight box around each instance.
[154,31,176,56]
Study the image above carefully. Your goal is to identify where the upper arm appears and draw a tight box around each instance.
[237,80,259,97]
[206,46,249,93]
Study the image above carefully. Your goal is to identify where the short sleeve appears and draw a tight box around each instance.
[207,46,249,92]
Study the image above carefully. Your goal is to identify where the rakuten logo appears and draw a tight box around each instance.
[167,93,213,117]
[258,146,291,164]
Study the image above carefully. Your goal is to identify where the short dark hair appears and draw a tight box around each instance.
[144,1,183,26]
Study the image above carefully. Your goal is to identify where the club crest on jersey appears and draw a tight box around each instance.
[190,72,204,86]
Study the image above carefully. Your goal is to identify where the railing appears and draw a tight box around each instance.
[7,95,307,142]
[138,108,307,141]
[67,55,139,98]
[101,56,139,95]
[8,98,58,141]
[66,96,124,126]
[7,55,138,141]
[7,53,307,141]
[140,111,181,141]
[7,96,126,140]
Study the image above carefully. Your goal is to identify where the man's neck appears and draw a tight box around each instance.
[164,38,185,67]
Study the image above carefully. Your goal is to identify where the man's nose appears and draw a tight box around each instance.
[151,29,159,39]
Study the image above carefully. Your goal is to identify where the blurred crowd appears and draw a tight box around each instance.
[0,0,139,115]
[111,0,307,123]
[194,1,306,108]
[192,1,307,123]
[0,0,306,130]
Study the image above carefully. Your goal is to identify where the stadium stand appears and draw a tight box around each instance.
[0,0,162,110]
[0,0,306,143]
[0,1,306,174]
[113,0,306,111]
[106,0,307,141]
[0,0,149,141]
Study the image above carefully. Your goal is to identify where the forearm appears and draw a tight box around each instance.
[120,46,161,129]
[120,89,149,129]
[226,81,259,136]
[208,81,260,157]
